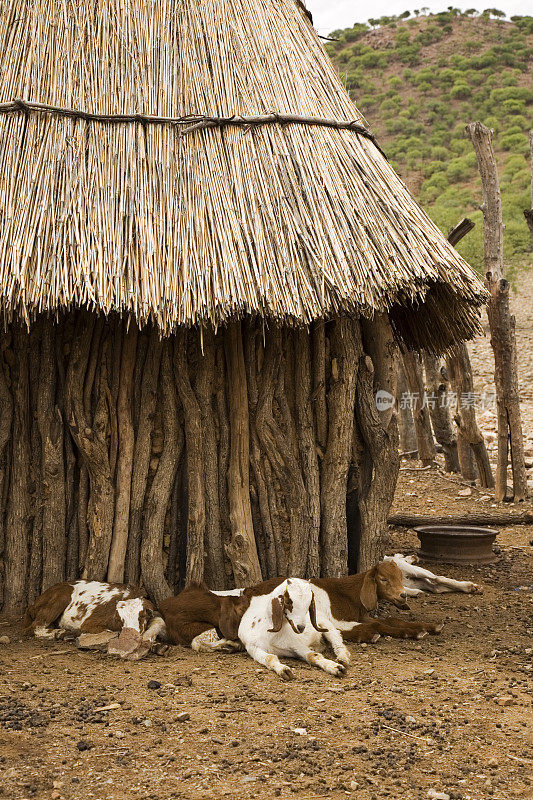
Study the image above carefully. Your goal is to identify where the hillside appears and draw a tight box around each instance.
[326,11,533,273]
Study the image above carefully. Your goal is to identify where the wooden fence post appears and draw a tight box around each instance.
[466,122,527,501]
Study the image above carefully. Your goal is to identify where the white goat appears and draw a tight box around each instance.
[385,554,483,596]
[238,578,350,681]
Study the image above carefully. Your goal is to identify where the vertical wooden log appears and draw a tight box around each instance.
[196,327,225,586]
[397,357,417,455]
[215,340,232,584]
[355,353,400,571]
[275,349,313,576]
[245,322,279,578]
[174,329,206,585]
[445,351,478,482]
[28,321,43,603]
[125,328,162,584]
[320,317,360,577]
[141,342,181,604]
[38,321,67,590]
[3,323,31,614]
[223,321,262,586]
[167,462,183,592]
[56,316,79,580]
[108,323,138,582]
[447,344,493,487]
[65,314,114,581]
[401,350,436,465]
[422,352,460,473]
[294,328,320,576]
[312,321,328,453]
[467,121,527,501]
[0,332,13,608]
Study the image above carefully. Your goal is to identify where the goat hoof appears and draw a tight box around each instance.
[151,643,170,656]
[471,583,483,594]
[432,623,444,634]
[371,633,381,644]
[279,667,295,682]
[415,630,428,640]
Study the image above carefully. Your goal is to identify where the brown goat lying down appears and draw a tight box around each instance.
[162,562,443,652]
[238,561,443,643]
[158,584,249,652]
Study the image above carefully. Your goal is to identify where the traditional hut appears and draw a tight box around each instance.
[0,0,485,614]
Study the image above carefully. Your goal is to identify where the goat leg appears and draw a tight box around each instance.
[367,617,444,639]
[244,643,295,681]
[320,626,351,667]
[305,650,347,677]
[342,623,381,644]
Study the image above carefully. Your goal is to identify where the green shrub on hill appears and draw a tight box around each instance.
[328,11,533,271]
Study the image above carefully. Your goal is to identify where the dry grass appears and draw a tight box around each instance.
[0,0,485,350]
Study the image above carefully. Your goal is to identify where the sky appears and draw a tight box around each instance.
[306,0,533,36]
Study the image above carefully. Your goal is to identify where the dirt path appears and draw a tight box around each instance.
[1,520,531,800]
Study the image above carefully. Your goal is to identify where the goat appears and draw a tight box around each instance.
[216,560,444,644]
[385,554,483,595]
[24,580,165,643]
[237,578,350,681]
[158,584,249,652]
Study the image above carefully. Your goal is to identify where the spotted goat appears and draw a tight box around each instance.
[24,581,165,644]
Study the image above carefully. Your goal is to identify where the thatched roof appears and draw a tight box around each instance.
[0,0,485,351]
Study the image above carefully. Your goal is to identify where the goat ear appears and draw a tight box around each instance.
[218,598,239,640]
[309,593,328,633]
[268,597,284,633]
[360,567,378,611]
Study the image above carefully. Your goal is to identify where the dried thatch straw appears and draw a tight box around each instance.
[0,0,485,351]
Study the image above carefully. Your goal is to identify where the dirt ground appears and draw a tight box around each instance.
[1,273,532,800]
[1,517,532,800]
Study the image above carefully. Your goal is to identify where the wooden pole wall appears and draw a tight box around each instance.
[0,311,400,612]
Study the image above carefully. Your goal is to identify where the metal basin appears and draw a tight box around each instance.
[415,525,498,564]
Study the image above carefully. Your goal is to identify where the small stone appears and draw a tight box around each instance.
[291,727,307,735]
[52,781,64,790]
[427,790,450,800]
[93,703,121,712]
[114,730,125,739]
[174,675,193,686]
[495,695,513,706]
[350,780,359,791]
[423,668,435,676]
[488,757,498,767]
[142,719,153,727]
[76,740,92,751]
[458,488,472,497]
[76,631,118,651]
[0,635,10,645]
[175,712,190,722]
[147,680,162,690]
[51,791,61,800]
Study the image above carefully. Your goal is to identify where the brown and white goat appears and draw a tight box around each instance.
[158,584,250,652]
[219,561,443,643]
[24,581,164,643]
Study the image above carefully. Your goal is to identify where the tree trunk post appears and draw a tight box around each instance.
[3,323,31,615]
[321,318,360,576]
[38,321,67,590]
[108,323,138,582]
[422,352,460,473]
[397,357,417,455]
[466,121,527,501]
[223,321,262,586]
[401,350,436,465]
